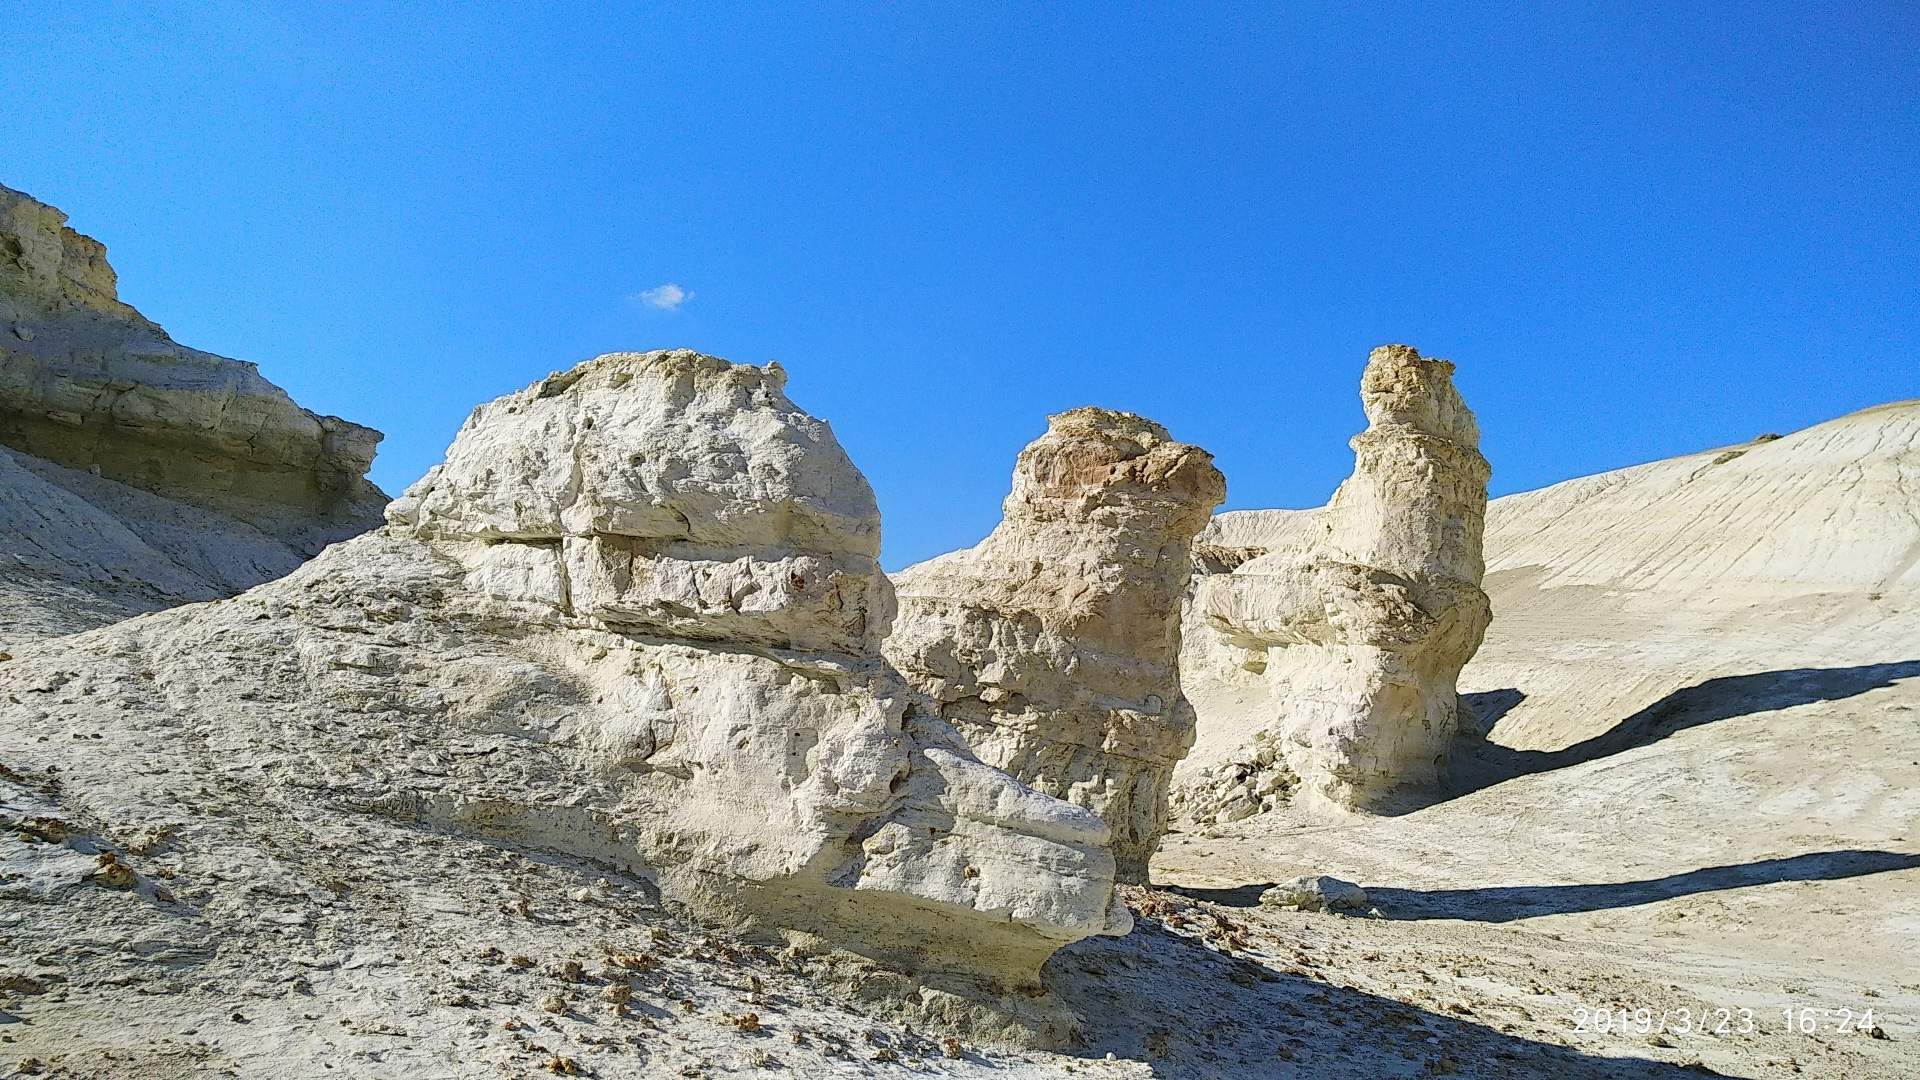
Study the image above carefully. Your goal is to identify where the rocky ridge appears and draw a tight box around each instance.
[0,184,387,648]
[1465,396,1920,753]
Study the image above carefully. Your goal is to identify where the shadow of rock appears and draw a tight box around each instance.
[1363,849,1920,923]
[1161,848,1920,920]
[1045,916,1720,1077]
[1443,660,1920,803]
[1163,882,1273,908]
[1459,688,1525,737]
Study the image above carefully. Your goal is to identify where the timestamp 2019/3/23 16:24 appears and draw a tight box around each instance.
[1568,1005,1886,1038]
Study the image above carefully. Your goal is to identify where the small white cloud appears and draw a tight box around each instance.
[637,283,692,310]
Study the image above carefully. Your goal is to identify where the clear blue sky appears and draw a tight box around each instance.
[5,3,1915,568]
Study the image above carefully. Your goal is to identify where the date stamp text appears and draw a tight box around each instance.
[1568,1005,1886,1038]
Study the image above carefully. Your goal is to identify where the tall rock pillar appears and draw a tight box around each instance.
[1194,345,1491,812]
[885,408,1226,882]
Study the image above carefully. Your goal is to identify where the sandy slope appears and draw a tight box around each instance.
[0,446,309,650]
[1156,400,1920,1077]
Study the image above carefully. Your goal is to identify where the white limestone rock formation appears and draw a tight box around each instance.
[0,350,1126,1047]
[0,184,387,646]
[0,184,386,548]
[1178,345,1491,814]
[391,352,889,656]
[885,407,1226,883]
[1146,401,1920,1080]
[1170,509,1321,824]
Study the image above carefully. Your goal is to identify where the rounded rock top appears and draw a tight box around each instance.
[390,349,882,558]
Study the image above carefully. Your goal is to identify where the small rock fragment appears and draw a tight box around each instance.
[87,852,137,889]
[726,1011,760,1033]
[1259,875,1368,913]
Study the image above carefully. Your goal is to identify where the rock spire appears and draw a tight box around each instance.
[1185,345,1491,812]
[885,407,1226,881]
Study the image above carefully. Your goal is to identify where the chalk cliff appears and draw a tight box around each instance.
[0,183,386,646]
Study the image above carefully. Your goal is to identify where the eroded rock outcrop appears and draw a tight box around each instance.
[0,184,386,552]
[885,408,1226,882]
[0,351,1126,1047]
[1178,345,1490,813]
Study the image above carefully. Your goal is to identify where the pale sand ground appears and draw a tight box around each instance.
[1155,669,1920,1079]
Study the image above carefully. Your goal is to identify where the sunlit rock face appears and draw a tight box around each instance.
[1,350,1127,1048]
[886,407,1226,882]
[377,352,1135,1026]
[1181,345,1491,814]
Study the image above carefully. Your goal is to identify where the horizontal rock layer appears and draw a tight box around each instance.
[1,350,1129,1048]
[0,183,386,554]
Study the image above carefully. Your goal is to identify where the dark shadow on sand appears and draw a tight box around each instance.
[1046,911,1728,1077]
[1167,849,1920,924]
[1366,849,1920,922]
[1442,660,1920,804]
[1459,687,1525,734]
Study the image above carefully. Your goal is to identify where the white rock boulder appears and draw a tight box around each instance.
[0,350,1126,1047]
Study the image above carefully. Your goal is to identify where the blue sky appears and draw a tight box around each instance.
[5,3,1915,568]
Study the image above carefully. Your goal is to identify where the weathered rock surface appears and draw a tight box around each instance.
[391,353,889,656]
[1177,345,1490,814]
[0,184,387,646]
[0,350,1126,1048]
[1258,875,1368,913]
[0,183,386,552]
[885,408,1225,882]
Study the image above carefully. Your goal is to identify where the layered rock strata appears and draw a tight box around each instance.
[1180,345,1491,813]
[0,350,1126,1046]
[885,408,1226,882]
[0,183,386,553]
